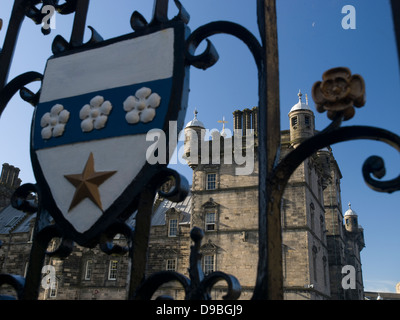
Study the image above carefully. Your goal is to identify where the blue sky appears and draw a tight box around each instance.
[0,0,399,293]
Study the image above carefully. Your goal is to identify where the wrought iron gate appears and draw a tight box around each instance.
[0,0,399,300]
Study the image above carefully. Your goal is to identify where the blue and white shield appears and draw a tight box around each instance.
[31,23,189,245]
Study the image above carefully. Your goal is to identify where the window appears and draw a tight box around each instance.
[282,245,288,280]
[310,203,315,231]
[85,260,93,280]
[108,260,118,280]
[320,215,325,240]
[49,280,57,298]
[323,256,328,286]
[305,115,310,127]
[206,173,216,190]
[312,246,318,282]
[336,179,341,206]
[203,255,215,275]
[168,219,178,237]
[205,212,216,231]
[166,259,176,271]
[291,116,298,127]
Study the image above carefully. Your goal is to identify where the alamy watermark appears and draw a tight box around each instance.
[342,5,356,30]
[341,265,356,289]
[41,5,56,30]
[41,265,56,290]
[145,121,255,175]
[41,4,357,32]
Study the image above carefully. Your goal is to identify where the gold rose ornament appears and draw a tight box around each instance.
[312,67,366,120]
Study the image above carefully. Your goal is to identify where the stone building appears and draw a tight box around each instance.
[0,92,366,300]
[179,90,365,299]
[0,164,36,297]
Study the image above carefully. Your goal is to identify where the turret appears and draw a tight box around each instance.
[183,109,205,168]
[344,202,358,233]
[289,90,315,148]
[316,147,332,190]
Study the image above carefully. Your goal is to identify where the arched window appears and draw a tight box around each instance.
[312,246,318,282]
[304,115,310,127]
[291,116,298,128]
[310,202,315,231]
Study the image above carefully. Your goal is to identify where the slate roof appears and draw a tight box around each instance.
[152,192,192,226]
[127,191,192,228]
[0,205,35,234]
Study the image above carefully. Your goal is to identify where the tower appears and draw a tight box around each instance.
[342,202,365,299]
[344,202,358,233]
[288,90,315,148]
[183,109,205,168]
[281,93,330,299]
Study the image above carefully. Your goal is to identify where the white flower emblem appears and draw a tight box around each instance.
[80,95,113,132]
[40,104,70,139]
[123,87,161,124]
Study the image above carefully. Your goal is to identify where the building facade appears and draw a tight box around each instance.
[0,92,366,300]
[180,91,365,299]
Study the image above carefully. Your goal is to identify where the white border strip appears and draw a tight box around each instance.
[40,28,174,103]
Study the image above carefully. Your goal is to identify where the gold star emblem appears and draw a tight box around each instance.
[64,153,116,212]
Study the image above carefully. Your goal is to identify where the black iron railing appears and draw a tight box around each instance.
[0,0,399,300]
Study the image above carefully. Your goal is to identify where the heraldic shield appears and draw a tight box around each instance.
[31,22,190,246]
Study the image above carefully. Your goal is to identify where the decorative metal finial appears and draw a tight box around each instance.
[298,89,302,101]
[218,116,227,130]
[305,93,309,105]
[194,108,198,118]
[312,67,366,121]
[348,202,351,209]
[218,116,228,137]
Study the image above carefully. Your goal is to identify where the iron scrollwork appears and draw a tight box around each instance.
[0,274,25,300]
[24,0,78,35]
[134,227,241,300]
[0,0,192,300]
[0,170,189,299]
[1,0,399,301]
[0,71,43,117]
[0,0,87,92]
[270,67,400,197]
